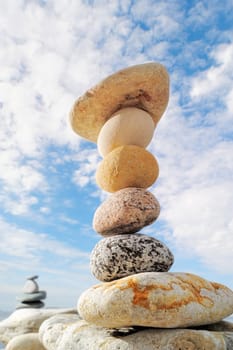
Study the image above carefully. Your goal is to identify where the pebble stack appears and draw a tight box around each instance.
[16,276,46,310]
[69,63,233,344]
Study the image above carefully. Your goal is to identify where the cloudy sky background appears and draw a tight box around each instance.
[0,0,233,312]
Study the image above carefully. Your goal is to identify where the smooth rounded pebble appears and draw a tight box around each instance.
[70,62,169,143]
[97,107,155,157]
[17,291,46,302]
[96,145,159,192]
[6,333,46,350]
[39,314,233,350]
[78,272,233,329]
[23,279,39,294]
[93,187,160,235]
[90,234,174,281]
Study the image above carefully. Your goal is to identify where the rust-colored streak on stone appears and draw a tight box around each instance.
[170,275,214,308]
[94,274,218,310]
[127,280,157,309]
[123,276,214,310]
[124,279,173,309]
[212,282,224,290]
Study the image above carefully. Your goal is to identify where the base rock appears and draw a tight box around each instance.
[39,313,233,350]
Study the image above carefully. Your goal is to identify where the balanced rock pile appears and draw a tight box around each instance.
[16,276,46,310]
[68,63,233,348]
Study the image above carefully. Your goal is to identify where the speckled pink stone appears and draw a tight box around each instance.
[93,187,160,236]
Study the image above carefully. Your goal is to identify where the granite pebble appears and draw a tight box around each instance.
[90,233,174,281]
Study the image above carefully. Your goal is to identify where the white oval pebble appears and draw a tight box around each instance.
[97,107,155,157]
[23,280,39,294]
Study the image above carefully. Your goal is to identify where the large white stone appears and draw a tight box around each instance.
[39,313,233,350]
[78,272,233,328]
[0,308,76,345]
[97,107,155,157]
[6,333,45,350]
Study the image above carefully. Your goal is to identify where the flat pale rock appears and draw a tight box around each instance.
[0,308,76,345]
[90,234,174,281]
[39,314,233,350]
[70,62,169,143]
[6,333,46,350]
[78,272,233,328]
[17,291,46,302]
[96,145,159,192]
[93,187,160,235]
[97,107,155,157]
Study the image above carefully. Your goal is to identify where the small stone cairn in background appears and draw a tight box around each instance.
[68,63,233,341]
[16,276,46,309]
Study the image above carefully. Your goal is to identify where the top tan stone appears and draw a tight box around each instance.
[70,62,169,142]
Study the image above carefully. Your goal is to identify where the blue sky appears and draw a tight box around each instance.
[0,0,233,312]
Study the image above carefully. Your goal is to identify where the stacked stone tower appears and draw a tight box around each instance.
[70,63,233,331]
[16,275,46,309]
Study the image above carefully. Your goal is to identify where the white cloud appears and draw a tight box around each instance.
[39,206,51,214]
[165,183,233,273]
[190,43,233,102]
[0,217,89,261]
[59,214,79,225]
[148,59,233,276]
[71,148,100,188]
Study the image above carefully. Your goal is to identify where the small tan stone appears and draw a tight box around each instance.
[6,333,45,350]
[93,187,160,235]
[96,145,159,192]
[70,62,169,143]
[77,272,233,329]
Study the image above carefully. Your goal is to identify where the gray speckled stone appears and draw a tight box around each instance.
[90,233,174,281]
[93,187,160,236]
